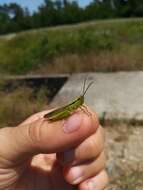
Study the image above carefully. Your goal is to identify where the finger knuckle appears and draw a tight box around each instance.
[28,120,43,144]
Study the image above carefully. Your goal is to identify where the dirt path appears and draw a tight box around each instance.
[106,125,143,189]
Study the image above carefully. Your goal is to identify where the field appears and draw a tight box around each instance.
[0,18,143,74]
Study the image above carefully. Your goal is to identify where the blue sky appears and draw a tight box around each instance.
[0,0,92,12]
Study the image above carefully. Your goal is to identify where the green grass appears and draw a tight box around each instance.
[0,18,143,74]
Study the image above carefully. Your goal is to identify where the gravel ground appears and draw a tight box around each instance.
[105,125,143,190]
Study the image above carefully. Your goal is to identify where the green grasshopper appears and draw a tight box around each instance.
[44,79,93,121]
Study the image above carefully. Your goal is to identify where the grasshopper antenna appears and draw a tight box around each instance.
[82,77,87,95]
[83,81,94,96]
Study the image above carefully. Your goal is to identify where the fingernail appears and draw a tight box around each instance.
[69,167,83,184]
[63,113,82,133]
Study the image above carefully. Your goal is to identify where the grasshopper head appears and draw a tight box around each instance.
[79,95,84,104]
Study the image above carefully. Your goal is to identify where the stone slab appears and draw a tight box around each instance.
[50,72,143,122]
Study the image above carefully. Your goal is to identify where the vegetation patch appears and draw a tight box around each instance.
[0,82,49,127]
[0,18,143,74]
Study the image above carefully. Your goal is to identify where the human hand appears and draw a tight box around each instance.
[0,107,108,190]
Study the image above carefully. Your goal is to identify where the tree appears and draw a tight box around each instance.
[0,7,10,34]
[127,0,143,16]
[20,8,32,30]
[55,0,63,10]
[63,0,69,7]
[1,0,143,35]
[38,0,58,26]
[84,0,115,20]
[112,0,129,17]
[62,1,83,23]
[3,3,25,31]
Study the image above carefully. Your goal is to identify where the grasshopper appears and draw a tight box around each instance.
[44,78,93,121]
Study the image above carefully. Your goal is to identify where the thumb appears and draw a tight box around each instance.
[0,109,98,163]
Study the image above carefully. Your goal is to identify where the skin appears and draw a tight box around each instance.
[0,106,108,190]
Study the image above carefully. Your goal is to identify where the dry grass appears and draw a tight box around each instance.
[0,86,48,127]
[34,45,143,74]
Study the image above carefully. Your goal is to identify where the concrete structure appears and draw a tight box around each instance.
[50,72,143,123]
